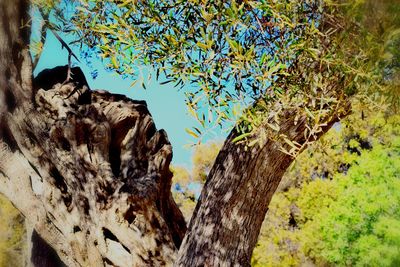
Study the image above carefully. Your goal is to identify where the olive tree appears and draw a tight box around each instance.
[1,0,397,266]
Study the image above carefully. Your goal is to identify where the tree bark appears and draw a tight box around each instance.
[175,106,347,266]
[0,1,186,266]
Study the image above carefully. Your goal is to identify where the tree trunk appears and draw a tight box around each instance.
[0,1,186,266]
[175,107,347,266]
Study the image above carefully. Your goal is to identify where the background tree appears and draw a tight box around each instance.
[171,141,222,221]
[191,141,222,183]
[170,165,197,222]
[252,107,400,267]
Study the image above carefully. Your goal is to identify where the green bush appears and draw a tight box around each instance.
[252,112,400,267]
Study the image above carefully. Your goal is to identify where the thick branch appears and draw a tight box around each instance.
[175,106,350,266]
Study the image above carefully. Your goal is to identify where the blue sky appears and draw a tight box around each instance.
[33,30,224,168]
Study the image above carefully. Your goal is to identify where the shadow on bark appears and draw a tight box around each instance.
[0,65,187,266]
[31,230,66,267]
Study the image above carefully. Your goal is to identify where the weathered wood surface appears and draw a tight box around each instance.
[1,66,186,266]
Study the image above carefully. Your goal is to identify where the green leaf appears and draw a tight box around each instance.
[185,128,199,138]
[232,132,252,143]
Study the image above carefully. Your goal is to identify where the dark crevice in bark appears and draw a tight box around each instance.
[59,136,71,151]
[138,254,151,265]
[5,67,11,79]
[103,257,116,266]
[145,122,156,140]
[124,205,137,224]
[0,170,7,178]
[28,160,43,180]
[49,167,68,194]
[102,227,118,242]
[4,86,16,112]
[109,116,135,177]
[31,230,66,267]
[0,117,19,152]
[102,227,131,253]
[25,128,40,145]
[11,43,24,84]
[49,167,72,208]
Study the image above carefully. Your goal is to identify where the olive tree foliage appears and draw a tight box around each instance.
[21,0,399,265]
[30,0,389,154]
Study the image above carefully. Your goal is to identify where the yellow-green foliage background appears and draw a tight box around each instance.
[0,194,25,267]
[252,111,400,267]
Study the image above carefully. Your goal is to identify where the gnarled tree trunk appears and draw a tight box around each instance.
[0,1,186,266]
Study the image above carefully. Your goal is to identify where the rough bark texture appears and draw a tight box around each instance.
[1,68,187,266]
[175,109,346,267]
[0,1,186,265]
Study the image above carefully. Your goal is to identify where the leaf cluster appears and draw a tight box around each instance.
[44,0,366,145]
